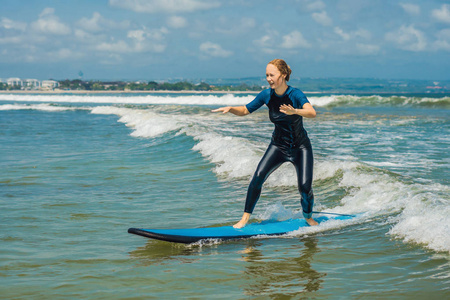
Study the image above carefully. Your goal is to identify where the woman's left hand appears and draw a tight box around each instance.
[279,104,296,115]
[280,103,317,118]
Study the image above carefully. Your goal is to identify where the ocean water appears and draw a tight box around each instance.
[0,92,449,299]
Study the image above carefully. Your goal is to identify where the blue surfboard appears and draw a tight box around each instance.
[128,214,356,244]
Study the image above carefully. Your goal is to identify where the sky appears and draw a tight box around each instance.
[1,0,450,81]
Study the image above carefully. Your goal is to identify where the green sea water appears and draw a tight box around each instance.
[0,93,449,299]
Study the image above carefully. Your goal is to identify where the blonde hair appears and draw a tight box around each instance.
[269,59,292,81]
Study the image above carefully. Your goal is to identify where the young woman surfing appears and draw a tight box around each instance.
[212,59,318,228]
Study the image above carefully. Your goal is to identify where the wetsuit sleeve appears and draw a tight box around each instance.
[245,89,270,113]
[291,89,310,109]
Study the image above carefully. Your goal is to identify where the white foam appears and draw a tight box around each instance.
[249,154,450,252]
[314,160,360,180]
[364,161,407,168]
[120,107,449,253]
[4,100,447,252]
[88,106,265,179]
[0,93,254,106]
[308,95,341,107]
[259,202,301,221]
[0,103,83,111]
[91,106,188,137]
[1,93,448,109]
[0,92,338,107]
[388,184,450,253]
[191,132,259,178]
[338,170,411,216]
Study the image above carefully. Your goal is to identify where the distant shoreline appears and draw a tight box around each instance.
[0,89,262,94]
[0,89,448,96]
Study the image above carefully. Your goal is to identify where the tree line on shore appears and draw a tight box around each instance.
[0,80,263,92]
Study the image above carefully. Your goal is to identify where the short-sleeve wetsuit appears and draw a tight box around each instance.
[245,86,314,219]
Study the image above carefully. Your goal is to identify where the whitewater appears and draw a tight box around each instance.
[1,92,449,299]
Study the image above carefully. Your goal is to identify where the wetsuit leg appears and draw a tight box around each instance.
[244,143,287,213]
[291,143,314,219]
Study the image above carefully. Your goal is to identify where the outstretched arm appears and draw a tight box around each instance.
[279,103,316,118]
[212,106,250,116]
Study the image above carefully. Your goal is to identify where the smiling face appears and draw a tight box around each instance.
[266,63,286,90]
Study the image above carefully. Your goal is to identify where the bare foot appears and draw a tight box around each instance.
[233,212,251,229]
[233,220,247,229]
[306,218,319,226]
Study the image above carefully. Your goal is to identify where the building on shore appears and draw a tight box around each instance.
[1,78,59,90]
[6,78,23,87]
[41,80,59,90]
[24,79,41,89]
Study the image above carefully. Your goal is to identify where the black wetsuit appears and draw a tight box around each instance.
[244,86,314,219]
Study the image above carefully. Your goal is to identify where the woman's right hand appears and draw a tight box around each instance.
[211,106,231,113]
[212,106,250,116]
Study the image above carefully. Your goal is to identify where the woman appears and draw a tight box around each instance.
[212,59,318,228]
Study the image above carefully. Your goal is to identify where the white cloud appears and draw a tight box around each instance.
[254,34,272,48]
[355,43,380,55]
[74,29,101,43]
[96,40,130,53]
[31,8,71,35]
[434,28,450,51]
[199,42,232,57]
[53,48,78,60]
[99,53,123,65]
[0,36,23,44]
[0,18,27,45]
[167,16,187,28]
[334,27,351,41]
[129,27,168,41]
[400,3,420,15]
[96,27,168,53]
[312,11,332,26]
[77,12,129,32]
[240,18,256,29]
[109,0,220,14]
[281,31,311,49]
[0,18,27,31]
[301,0,326,12]
[127,30,146,42]
[315,26,374,55]
[432,4,450,24]
[354,28,372,40]
[78,12,103,32]
[385,25,427,51]
[40,7,55,18]
[129,27,168,52]
[332,27,371,42]
[215,17,256,35]
[253,30,310,53]
[254,33,276,54]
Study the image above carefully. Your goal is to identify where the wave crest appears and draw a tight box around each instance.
[1,92,449,108]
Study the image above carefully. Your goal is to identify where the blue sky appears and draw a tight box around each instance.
[1,0,450,81]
